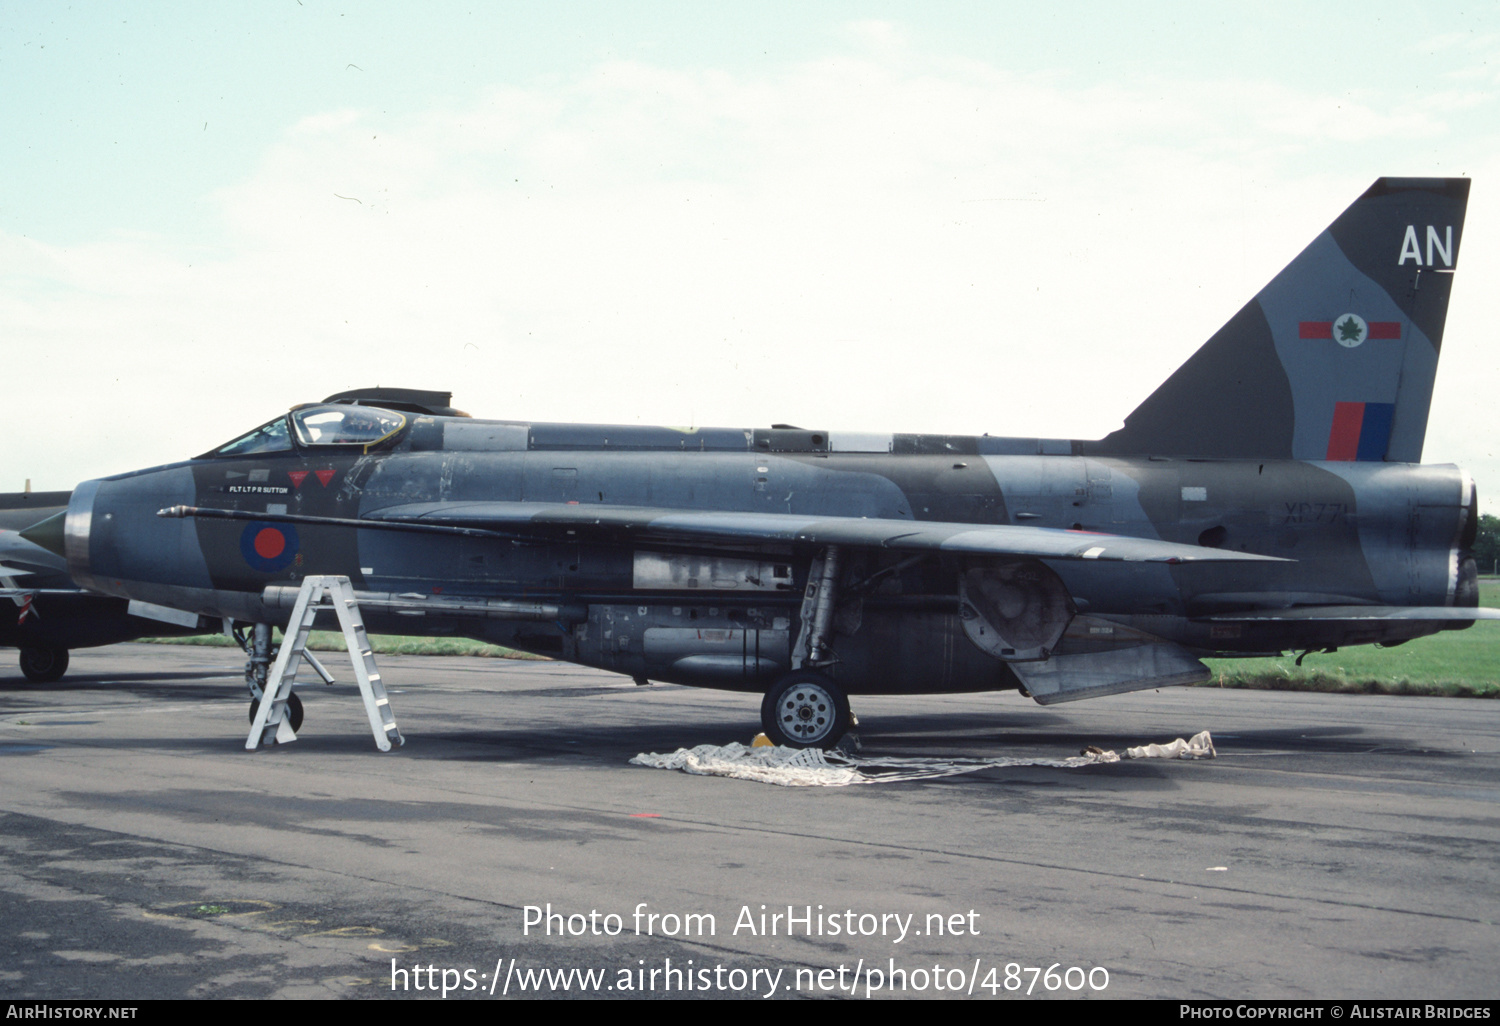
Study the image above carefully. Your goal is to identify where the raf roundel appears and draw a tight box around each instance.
[1333,313,1368,348]
[239,521,300,573]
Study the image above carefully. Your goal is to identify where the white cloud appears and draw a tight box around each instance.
[3,32,1497,503]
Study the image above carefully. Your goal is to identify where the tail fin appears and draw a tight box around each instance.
[1085,177,1469,462]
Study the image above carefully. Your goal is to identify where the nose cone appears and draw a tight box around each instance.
[18,509,66,558]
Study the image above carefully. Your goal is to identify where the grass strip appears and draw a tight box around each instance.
[140,631,548,660]
[1200,580,1499,698]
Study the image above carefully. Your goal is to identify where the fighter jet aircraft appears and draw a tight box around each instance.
[1,493,207,681]
[32,178,1496,746]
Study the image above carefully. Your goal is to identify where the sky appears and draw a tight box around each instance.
[4,2,1499,505]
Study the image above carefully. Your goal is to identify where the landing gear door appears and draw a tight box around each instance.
[1010,617,1210,705]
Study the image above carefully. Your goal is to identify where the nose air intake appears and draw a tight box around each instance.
[63,479,101,593]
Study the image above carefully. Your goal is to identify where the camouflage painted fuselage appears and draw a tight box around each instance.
[65,417,1477,695]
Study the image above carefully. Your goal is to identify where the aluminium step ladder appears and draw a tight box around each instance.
[247,575,404,752]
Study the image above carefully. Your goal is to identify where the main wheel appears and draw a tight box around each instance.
[760,671,850,749]
[19,646,69,683]
[248,692,304,732]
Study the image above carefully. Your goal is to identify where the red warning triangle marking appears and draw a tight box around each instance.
[287,470,308,488]
[314,469,336,487]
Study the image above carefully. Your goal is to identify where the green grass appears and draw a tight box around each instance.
[1199,579,1500,698]
[141,631,548,660]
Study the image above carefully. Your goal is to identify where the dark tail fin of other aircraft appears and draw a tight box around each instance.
[1084,177,1469,463]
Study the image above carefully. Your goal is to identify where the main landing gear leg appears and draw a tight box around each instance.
[765,546,853,749]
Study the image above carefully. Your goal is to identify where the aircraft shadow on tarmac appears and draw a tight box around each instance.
[0,670,235,687]
[1,672,1465,774]
[0,676,239,707]
[352,716,1468,769]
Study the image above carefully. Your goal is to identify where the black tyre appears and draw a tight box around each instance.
[760,671,850,749]
[19,646,68,683]
[248,691,305,732]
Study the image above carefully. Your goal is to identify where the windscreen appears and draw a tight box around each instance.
[212,416,293,456]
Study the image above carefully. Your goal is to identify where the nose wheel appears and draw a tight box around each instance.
[249,692,304,733]
[760,671,850,749]
[19,646,69,683]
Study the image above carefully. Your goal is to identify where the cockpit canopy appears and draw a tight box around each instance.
[292,405,407,446]
[206,405,408,458]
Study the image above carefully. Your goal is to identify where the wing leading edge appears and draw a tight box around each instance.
[162,501,1287,563]
[358,500,1287,564]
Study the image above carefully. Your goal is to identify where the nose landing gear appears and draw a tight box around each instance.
[236,622,305,731]
[18,645,69,683]
[249,692,304,733]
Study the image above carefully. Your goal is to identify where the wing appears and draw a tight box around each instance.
[0,529,69,579]
[163,500,1288,564]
